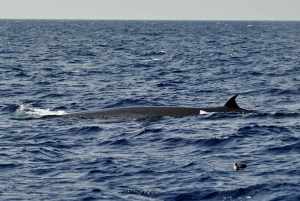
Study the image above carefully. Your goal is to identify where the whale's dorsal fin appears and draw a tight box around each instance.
[223,95,241,109]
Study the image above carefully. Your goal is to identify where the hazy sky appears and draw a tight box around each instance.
[0,0,299,21]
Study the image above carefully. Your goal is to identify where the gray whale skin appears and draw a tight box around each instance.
[64,95,252,119]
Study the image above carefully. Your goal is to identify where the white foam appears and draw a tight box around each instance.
[29,108,66,116]
[199,110,214,115]
[15,104,66,119]
[270,111,277,116]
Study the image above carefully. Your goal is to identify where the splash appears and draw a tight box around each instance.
[199,110,215,115]
[13,104,66,119]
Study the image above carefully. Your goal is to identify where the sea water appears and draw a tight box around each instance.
[0,20,300,200]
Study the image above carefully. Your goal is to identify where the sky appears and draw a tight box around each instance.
[0,0,299,21]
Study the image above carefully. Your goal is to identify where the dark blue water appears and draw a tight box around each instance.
[0,20,300,200]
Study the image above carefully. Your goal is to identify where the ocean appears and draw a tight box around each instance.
[0,20,299,200]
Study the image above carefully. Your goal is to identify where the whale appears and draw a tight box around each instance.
[64,95,252,119]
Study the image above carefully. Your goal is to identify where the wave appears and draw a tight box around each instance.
[120,189,154,197]
[201,182,300,200]
[141,50,166,56]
